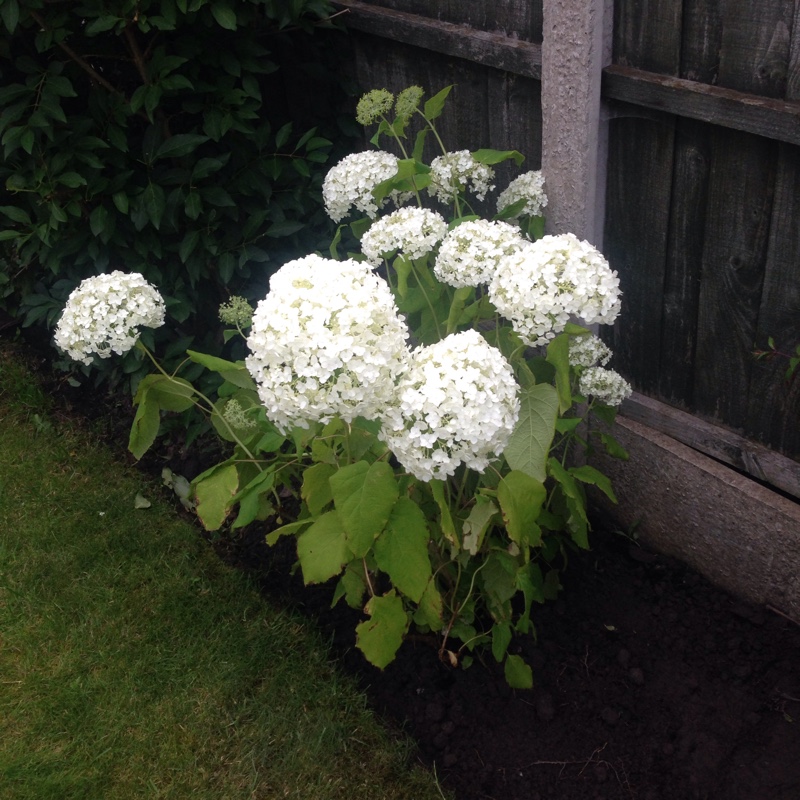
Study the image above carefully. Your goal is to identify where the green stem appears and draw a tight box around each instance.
[409,260,443,340]
[137,342,261,469]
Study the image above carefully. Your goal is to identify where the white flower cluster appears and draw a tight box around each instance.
[54,271,165,365]
[322,151,405,223]
[245,255,410,432]
[428,150,495,204]
[434,219,526,288]
[361,207,448,266]
[489,233,622,346]
[578,367,632,407]
[496,170,548,219]
[569,333,612,368]
[379,330,520,482]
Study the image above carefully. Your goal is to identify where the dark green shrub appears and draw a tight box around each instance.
[0,0,348,370]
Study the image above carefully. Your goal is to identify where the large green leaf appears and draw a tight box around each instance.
[569,464,618,504]
[296,511,350,585]
[504,654,533,689]
[373,497,431,603]
[185,350,256,390]
[301,462,336,517]
[356,591,409,669]
[504,384,559,482]
[546,334,572,414]
[128,390,160,460]
[330,461,399,558]
[194,463,239,531]
[462,494,498,555]
[497,470,545,548]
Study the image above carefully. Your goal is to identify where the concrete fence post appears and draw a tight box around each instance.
[541,0,613,248]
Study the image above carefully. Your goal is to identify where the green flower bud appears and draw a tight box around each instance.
[218,296,253,330]
[395,86,424,122]
[356,89,394,125]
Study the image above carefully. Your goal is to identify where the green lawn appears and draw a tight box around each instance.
[0,344,448,800]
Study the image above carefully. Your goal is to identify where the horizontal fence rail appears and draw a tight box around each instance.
[603,65,800,147]
[333,1,543,80]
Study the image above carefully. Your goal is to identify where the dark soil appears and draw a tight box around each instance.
[216,520,800,800]
[14,338,800,800]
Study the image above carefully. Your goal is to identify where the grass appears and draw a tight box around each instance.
[0,343,449,800]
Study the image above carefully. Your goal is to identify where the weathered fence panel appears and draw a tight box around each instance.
[605,0,800,461]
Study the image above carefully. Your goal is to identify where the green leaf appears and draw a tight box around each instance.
[548,457,589,548]
[128,391,160,460]
[57,172,86,188]
[373,497,431,603]
[430,479,458,550]
[492,621,512,663]
[423,85,453,121]
[413,580,444,631]
[472,148,525,167]
[231,468,275,529]
[274,122,292,149]
[301,462,336,517]
[330,461,399,558]
[266,220,305,238]
[356,591,409,669]
[497,470,545,547]
[546,334,572,414]
[185,350,256,390]
[569,464,618,504]
[462,494,498,555]
[296,510,350,584]
[155,134,209,160]
[0,0,20,33]
[143,182,166,229]
[504,384,559,482]
[84,15,120,35]
[0,205,30,224]
[194,463,239,531]
[600,432,629,460]
[504,654,533,689]
[211,4,237,29]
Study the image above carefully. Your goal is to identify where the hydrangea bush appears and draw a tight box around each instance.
[54,86,632,688]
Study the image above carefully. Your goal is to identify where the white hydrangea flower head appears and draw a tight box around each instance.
[54,271,165,365]
[322,151,407,223]
[378,329,520,482]
[245,255,410,432]
[579,367,632,407]
[488,233,622,346]
[496,170,548,219]
[569,333,613,368]
[434,219,527,288]
[428,150,495,205]
[361,207,448,266]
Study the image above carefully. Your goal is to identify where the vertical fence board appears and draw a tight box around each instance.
[604,116,675,394]
[613,0,683,73]
[692,129,776,428]
[679,0,723,83]
[717,0,794,97]
[657,118,712,406]
[745,144,800,459]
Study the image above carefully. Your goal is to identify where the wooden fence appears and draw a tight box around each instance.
[332,0,800,497]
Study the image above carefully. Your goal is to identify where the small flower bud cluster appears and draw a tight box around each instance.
[54,271,165,365]
[379,330,520,482]
[356,88,394,125]
[218,296,254,330]
[568,333,612,368]
[361,207,448,265]
[496,170,548,219]
[578,367,632,407]
[428,150,495,204]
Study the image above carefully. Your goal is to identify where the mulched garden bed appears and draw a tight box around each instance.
[17,337,800,800]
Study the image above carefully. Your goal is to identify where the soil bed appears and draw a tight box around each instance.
[219,523,800,800]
